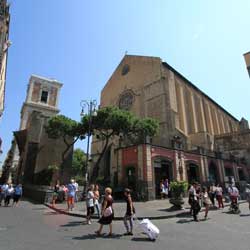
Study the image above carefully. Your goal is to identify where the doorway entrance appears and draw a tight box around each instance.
[153,158,172,198]
[187,163,200,183]
[208,162,219,184]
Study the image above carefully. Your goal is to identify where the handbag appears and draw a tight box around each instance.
[103,206,113,217]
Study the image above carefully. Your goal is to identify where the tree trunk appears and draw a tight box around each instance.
[90,137,110,182]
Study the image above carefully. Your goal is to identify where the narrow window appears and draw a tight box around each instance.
[40,90,48,103]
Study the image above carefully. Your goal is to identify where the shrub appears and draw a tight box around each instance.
[170,181,188,198]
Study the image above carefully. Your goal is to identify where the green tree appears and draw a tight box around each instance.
[45,115,86,175]
[72,148,86,176]
[89,106,159,181]
[45,107,159,182]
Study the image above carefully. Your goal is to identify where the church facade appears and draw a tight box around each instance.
[92,55,250,200]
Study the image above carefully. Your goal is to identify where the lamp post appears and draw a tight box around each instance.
[80,100,97,193]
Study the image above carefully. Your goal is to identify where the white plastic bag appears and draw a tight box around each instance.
[139,219,160,241]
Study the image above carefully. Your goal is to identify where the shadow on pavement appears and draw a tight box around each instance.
[73,233,123,240]
[176,219,193,224]
[131,237,156,242]
[61,221,84,227]
[175,212,192,218]
[240,214,250,217]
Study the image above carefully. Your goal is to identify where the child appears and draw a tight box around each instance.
[123,188,135,236]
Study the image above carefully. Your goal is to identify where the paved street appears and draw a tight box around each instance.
[0,200,250,250]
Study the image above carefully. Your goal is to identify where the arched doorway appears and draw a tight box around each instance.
[186,163,200,183]
[208,162,219,184]
[153,158,172,198]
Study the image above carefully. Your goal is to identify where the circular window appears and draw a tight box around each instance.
[121,64,130,75]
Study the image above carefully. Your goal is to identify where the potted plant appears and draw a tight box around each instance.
[169,181,188,209]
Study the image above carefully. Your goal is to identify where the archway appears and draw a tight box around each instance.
[208,162,219,184]
[186,163,200,183]
[153,158,172,198]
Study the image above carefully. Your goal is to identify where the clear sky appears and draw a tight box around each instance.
[0,0,250,167]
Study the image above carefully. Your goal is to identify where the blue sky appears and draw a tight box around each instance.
[0,0,250,166]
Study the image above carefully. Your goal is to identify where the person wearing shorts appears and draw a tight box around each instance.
[67,179,76,211]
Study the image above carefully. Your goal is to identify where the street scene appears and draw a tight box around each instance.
[1,200,250,250]
[0,0,250,249]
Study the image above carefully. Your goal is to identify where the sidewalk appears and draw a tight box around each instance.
[45,198,246,220]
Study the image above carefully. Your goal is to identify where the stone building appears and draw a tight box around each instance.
[0,0,10,120]
[243,52,250,78]
[91,55,250,200]
[10,75,72,184]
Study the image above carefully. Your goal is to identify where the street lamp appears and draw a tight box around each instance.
[80,100,97,193]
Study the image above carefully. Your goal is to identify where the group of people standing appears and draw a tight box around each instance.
[188,182,244,221]
[0,183,23,207]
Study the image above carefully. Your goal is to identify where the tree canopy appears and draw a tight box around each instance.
[45,106,159,182]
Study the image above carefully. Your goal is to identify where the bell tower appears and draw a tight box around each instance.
[20,75,62,130]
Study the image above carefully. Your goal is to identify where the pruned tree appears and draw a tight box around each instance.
[89,107,159,181]
[45,115,86,175]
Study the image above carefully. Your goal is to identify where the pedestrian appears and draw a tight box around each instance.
[52,180,60,208]
[189,182,200,222]
[67,179,76,211]
[86,184,95,225]
[61,185,68,201]
[0,182,8,206]
[209,183,217,208]
[202,187,211,220]
[163,178,169,198]
[73,179,79,202]
[228,184,239,205]
[5,184,14,206]
[95,187,114,236]
[13,184,22,207]
[160,180,165,199]
[94,184,101,218]
[123,188,135,236]
[215,184,224,209]
[245,184,250,210]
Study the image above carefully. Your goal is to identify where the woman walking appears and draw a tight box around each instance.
[202,187,212,220]
[216,184,224,209]
[94,184,101,218]
[52,180,60,208]
[95,187,114,236]
[123,188,135,236]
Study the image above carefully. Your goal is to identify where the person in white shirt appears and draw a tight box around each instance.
[86,184,95,225]
[189,182,200,221]
[72,180,79,202]
[5,184,14,206]
[228,185,239,204]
